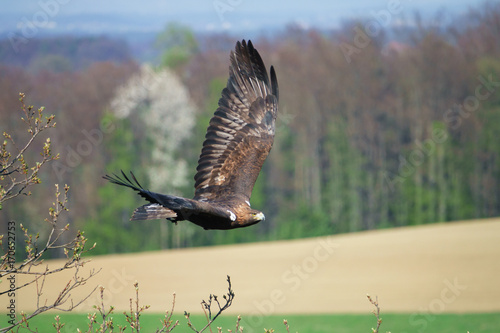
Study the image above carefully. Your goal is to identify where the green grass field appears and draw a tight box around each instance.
[13,312,500,332]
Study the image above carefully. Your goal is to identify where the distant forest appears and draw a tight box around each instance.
[1,2,499,255]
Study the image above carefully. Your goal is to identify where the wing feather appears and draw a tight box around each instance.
[193,40,279,203]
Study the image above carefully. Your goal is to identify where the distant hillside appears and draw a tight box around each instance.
[0,36,133,71]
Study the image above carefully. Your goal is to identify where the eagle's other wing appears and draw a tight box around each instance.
[193,40,279,203]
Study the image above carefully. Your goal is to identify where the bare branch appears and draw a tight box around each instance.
[124,281,151,332]
[155,293,180,333]
[186,275,235,333]
[1,93,57,206]
[0,94,98,332]
[283,319,290,333]
[367,294,383,333]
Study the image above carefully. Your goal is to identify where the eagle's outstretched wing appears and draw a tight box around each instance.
[193,40,279,204]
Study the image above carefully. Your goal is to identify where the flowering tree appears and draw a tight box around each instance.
[110,65,196,194]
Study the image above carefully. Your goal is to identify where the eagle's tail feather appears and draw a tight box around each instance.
[103,170,143,192]
[131,203,177,221]
[103,170,160,203]
[104,170,194,219]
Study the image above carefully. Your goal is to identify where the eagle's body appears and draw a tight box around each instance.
[104,40,278,230]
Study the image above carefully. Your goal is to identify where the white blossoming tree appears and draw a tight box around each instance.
[110,64,195,193]
[109,65,196,247]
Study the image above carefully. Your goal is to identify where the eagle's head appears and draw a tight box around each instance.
[251,210,265,222]
[231,207,265,228]
[242,209,265,227]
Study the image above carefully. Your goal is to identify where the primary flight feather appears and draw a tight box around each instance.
[104,40,279,230]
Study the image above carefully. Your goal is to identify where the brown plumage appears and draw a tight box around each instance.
[104,40,279,230]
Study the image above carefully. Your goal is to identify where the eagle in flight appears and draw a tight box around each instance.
[104,40,279,230]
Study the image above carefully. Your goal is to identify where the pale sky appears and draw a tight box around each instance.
[1,0,478,34]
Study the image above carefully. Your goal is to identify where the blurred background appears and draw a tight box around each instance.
[1,0,499,257]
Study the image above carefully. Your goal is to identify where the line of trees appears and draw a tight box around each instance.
[1,2,499,254]
[180,2,500,245]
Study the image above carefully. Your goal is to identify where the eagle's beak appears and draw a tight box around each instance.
[254,212,265,221]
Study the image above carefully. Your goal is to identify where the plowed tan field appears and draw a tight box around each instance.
[9,218,500,315]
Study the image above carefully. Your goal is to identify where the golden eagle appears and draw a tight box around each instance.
[104,40,279,230]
